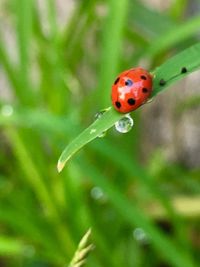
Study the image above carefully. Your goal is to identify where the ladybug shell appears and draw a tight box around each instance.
[111,67,153,113]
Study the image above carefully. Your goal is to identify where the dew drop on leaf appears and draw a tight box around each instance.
[94,109,107,138]
[115,114,134,133]
[94,109,106,120]
[91,186,104,200]
[98,131,107,138]
[133,228,150,245]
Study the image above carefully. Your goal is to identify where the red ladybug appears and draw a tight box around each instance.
[111,67,153,113]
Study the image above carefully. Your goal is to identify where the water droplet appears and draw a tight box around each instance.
[1,104,13,117]
[98,131,107,138]
[95,109,106,120]
[91,187,103,199]
[94,110,107,138]
[91,187,104,200]
[133,228,149,245]
[115,114,134,133]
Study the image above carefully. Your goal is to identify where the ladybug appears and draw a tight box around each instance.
[111,67,153,113]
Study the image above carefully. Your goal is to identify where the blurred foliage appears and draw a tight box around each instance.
[0,0,200,267]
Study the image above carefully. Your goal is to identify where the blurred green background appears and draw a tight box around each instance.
[0,0,200,266]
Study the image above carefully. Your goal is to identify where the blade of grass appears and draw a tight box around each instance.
[0,107,72,134]
[129,0,176,37]
[0,205,65,262]
[146,15,200,58]
[66,6,95,72]
[60,0,94,48]
[98,0,129,106]
[5,127,75,258]
[57,43,200,171]
[0,36,19,92]
[17,0,33,73]
[169,0,187,20]
[16,0,35,105]
[0,236,26,256]
[45,0,67,114]
[57,107,123,172]
[151,42,200,96]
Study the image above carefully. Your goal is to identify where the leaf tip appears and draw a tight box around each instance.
[57,160,65,173]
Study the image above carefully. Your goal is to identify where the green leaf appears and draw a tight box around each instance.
[16,0,35,105]
[57,107,124,172]
[129,0,176,37]
[98,0,129,106]
[151,42,200,96]
[57,43,200,172]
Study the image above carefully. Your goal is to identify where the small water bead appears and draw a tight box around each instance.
[133,228,149,245]
[94,107,111,120]
[115,114,134,133]
[91,186,104,200]
[91,186,107,203]
[94,109,107,138]
[98,132,107,138]
[95,109,106,120]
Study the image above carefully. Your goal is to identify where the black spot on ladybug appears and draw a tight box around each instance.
[114,77,120,85]
[115,101,121,108]
[181,67,187,73]
[125,79,133,86]
[127,98,136,105]
[159,79,166,86]
[142,88,148,93]
[141,75,147,80]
